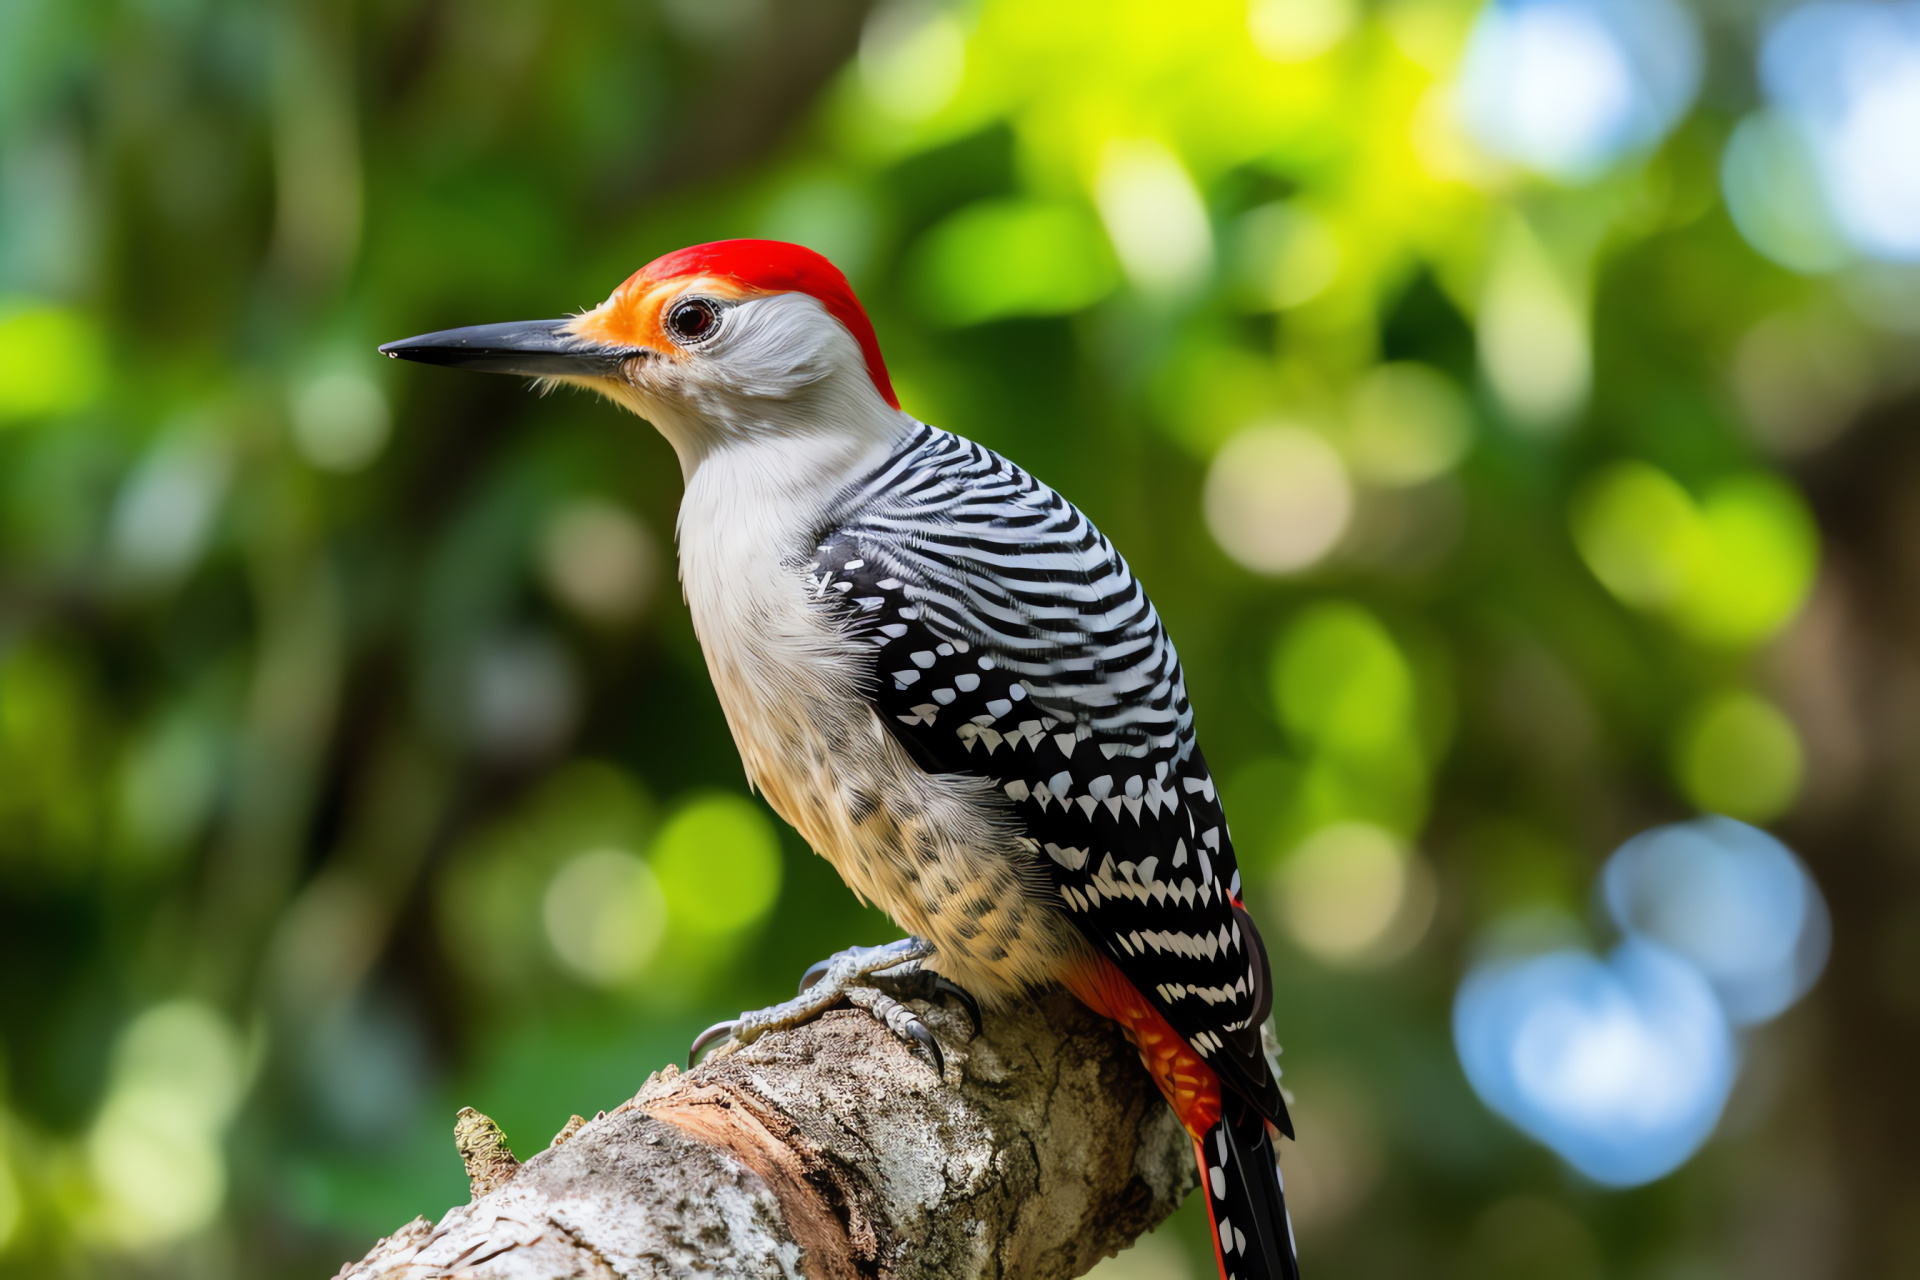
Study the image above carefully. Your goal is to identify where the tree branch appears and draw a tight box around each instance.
[334,988,1193,1279]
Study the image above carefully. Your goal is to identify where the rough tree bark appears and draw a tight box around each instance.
[334,988,1194,1279]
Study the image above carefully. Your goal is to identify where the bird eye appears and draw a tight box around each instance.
[666,297,720,343]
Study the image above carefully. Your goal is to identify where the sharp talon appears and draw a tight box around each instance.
[905,1019,945,1076]
[688,1020,738,1068]
[931,977,983,1035]
[798,958,832,994]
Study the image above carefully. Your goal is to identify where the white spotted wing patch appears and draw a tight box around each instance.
[807,423,1283,1126]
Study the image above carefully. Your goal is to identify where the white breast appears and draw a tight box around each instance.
[671,433,1084,1001]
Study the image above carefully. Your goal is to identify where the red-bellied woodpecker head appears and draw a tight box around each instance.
[380,240,902,469]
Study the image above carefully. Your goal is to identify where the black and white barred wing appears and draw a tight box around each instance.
[834,427,1189,748]
[812,426,1285,1125]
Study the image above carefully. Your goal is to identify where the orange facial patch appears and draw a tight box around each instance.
[1064,952,1222,1140]
[565,273,758,359]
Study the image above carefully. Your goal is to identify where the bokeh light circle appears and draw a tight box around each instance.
[0,304,104,422]
[1671,693,1804,823]
[650,793,783,936]
[291,370,391,473]
[1278,823,1409,963]
[85,1002,247,1245]
[1753,1,1920,264]
[1205,424,1352,574]
[1456,816,1829,1185]
[1457,0,1701,182]
[542,847,667,986]
[539,498,660,627]
[1454,938,1736,1186]
[1345,362,1473,488]
[1571,464,1818,647]
[1602,817,1829,1025]
[1249,0,1358,62]
[1721,109,1853,274]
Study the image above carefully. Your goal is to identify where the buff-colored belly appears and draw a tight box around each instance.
[681,523,1084,1003]
[719,662,1084,1004]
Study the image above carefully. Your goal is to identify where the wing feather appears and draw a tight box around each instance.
[812,425,1285,1125]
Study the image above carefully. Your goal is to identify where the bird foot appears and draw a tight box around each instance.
[814,958,983,1039]
[688,937,978,1075]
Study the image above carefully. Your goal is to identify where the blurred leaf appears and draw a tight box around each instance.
[1572,461,1700,611]
[0,304,101,424]
[908,198,1118,324]
[1272,603,1415,754]
[1674,474,1818,647]
[1573,463,1817,647]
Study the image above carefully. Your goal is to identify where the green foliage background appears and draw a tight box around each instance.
[1,1,1915,1276]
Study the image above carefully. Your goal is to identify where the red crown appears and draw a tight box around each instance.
[641,240,898,410]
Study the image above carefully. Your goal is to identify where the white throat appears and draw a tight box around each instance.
[672,415,910,572]
[660,407,912,825]
[638,378,913,768]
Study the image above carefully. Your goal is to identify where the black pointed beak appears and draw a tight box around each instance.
[377,319,641,377]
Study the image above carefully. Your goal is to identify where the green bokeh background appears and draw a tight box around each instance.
[2,1,1916,1276]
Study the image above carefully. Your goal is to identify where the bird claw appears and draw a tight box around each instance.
[844,984,946,1076]
[688,1019,739,1068]
[797,956,832,994]
[905,1015,945,1076]
[865,961,983,1037]
[927,975,983,1036]
[696,938,978,1077]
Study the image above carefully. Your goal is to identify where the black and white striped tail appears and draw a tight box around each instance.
[1196,1104,1299,1280]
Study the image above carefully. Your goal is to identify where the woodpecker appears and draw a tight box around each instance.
[382,240,1300,1280]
